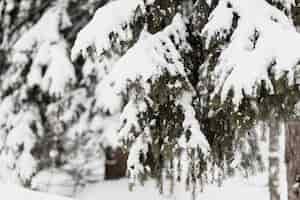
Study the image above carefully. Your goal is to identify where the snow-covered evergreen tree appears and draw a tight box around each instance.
[200,0,300,199]
[71,0,212,196]
[0,0,106,196]
[1,0,300,199]
[0,0,76,193]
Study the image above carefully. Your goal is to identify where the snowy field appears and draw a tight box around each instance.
[2,173,269,200]
[77,174,269,200]
[0,183,72,200]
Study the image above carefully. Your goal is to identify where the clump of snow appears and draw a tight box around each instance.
[13,6,71,60]
[119,100,147,141]
[47,89,88,126]
[27,41,76,97]
[17,153,38,182]
[178,92,210,153]
[202,0,300,103]
[126,133,151,185]
[0,95,18,148]
[6,106,43,152]
[71,0,139,60]
[12,4,75,97]
[71,0,150,83]
[0,104,44,184]
[201,0,235,46]
[90,114,121,148]
[94,14,190,114]
[31,168,76,197]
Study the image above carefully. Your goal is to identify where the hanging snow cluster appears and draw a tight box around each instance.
[71,0,153,85]
[11,3,75,98]
[0,95,43,185]
[201,0,300,103]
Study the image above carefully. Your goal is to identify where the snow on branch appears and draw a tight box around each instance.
[178,92,210,152]
[13,5,71,59]
[202,0,300,103]
[271,0,295,13]
[0,103,44,184]
[71,0,150,61]
[27,41,76,97]
[11,4,75,97]
[95,14,190,114]
[70,0,156,84]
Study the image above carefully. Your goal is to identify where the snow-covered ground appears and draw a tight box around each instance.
[197,175,269,200]
[0,183,73,200]
[0,173,270,200]
[77,174,269,200]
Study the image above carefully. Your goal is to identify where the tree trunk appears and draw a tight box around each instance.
[269,118,281,200]
[285,121,300,200]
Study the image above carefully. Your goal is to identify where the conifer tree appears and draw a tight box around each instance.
[0,0,108,196]
[199,1,300,199]
[1,0,300,199]
[71,0,211,197]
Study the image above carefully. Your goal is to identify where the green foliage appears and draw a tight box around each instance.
[255,65,300,121]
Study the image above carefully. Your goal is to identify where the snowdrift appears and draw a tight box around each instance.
[0,183,73,200]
